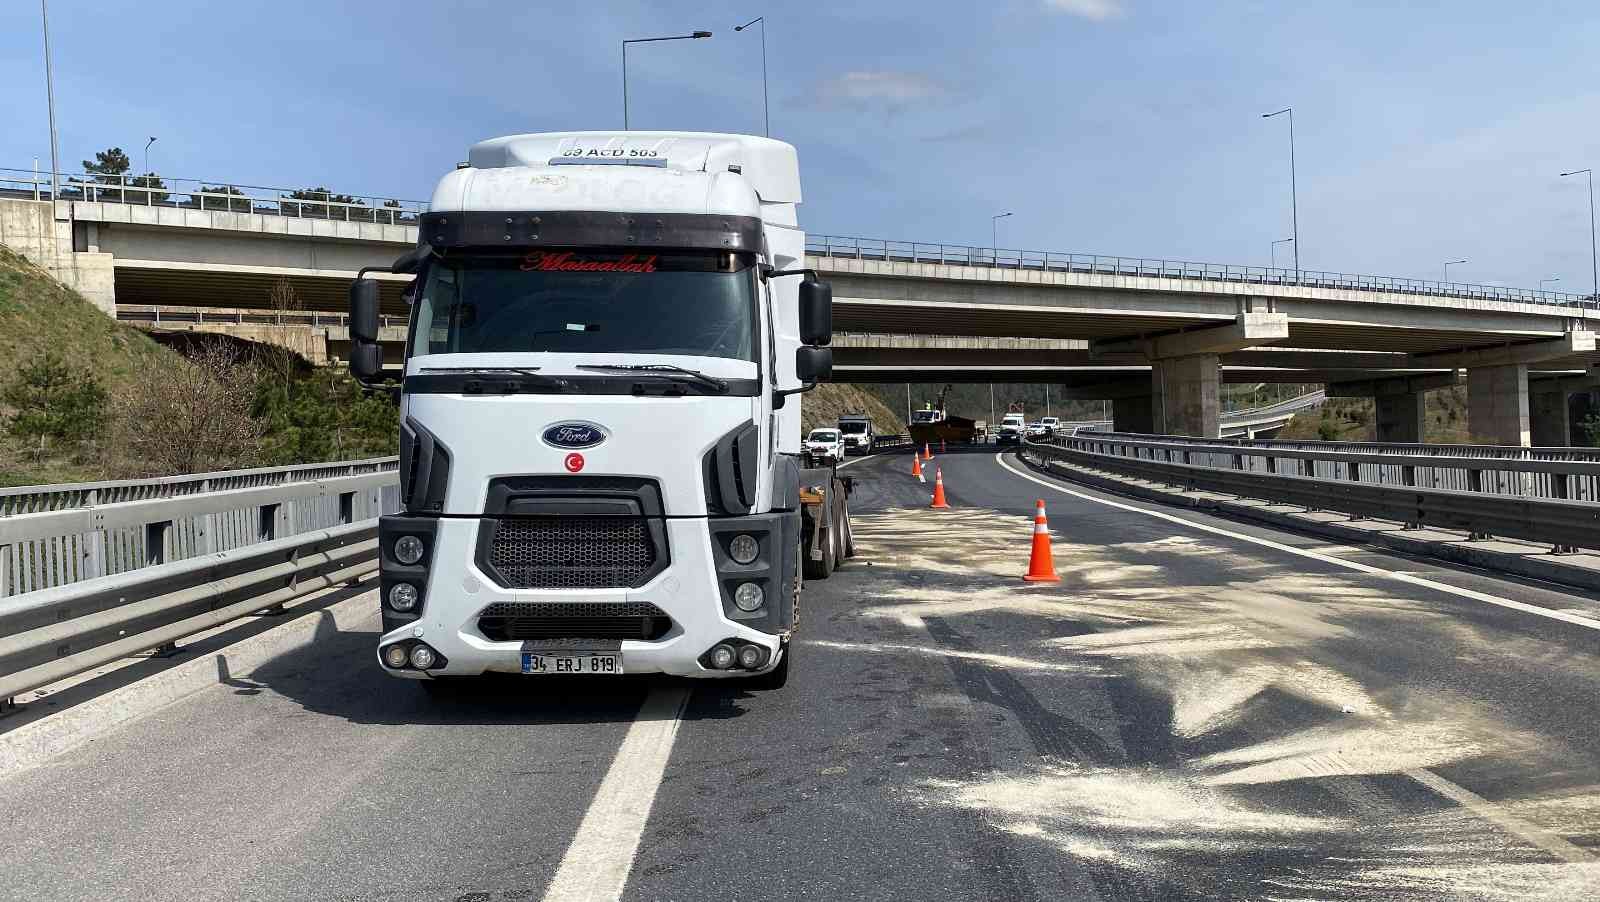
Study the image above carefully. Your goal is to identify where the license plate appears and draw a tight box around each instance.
[521,652,623,675]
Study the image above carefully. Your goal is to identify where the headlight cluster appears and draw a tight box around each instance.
[387,535,428,615]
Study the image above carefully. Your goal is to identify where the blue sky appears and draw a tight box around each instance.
[3,0,1599,292]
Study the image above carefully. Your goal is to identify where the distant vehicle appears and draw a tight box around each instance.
[1026,421,1048,438]
[906,384,981,445]
[837,414,874,454]
[997,413,1027,446]
[1040,416,1060,436]
[805,428,845,464]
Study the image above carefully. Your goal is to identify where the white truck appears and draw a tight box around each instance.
[997,413,1027,446]
[347,131,852,691]
[837,414,873,454]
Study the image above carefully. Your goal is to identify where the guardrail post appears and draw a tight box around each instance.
[0,544,9,598]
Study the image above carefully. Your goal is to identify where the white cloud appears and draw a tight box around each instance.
[801,70,950,114]
[1045,0,1125,20]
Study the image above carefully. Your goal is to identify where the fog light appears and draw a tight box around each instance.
[729,533,759,565]
[409,644,437,670]
[382,644,410,669]
[737,645,764,669]
[733,582,764,612]
[708,644,736,670]
[393,535,425,565]
[388,583,419,611]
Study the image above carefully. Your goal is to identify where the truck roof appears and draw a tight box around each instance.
[431,132,802,221]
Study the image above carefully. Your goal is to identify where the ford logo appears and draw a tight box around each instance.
[542,421,609,450]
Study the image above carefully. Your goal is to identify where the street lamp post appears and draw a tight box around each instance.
[734,17,768,137]
[622,31,713,130]
[1261,108,1299,279]
[1270,237,1294,270]
[1560,169,1598,306]
[1443,259,1467,282]
[991,211,1012,265]
[40,0,61,203]
[144,136,157,174]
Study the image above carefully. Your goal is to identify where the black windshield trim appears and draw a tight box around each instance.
[420,211,763,253]
[405,373,759,397]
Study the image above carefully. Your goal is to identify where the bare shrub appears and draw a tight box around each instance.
[111,339,263,476]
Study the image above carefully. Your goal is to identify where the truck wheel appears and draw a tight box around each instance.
[747,641,791,690]
[804,524,833,580]
[829,497,847,571]
[843,500,856,558]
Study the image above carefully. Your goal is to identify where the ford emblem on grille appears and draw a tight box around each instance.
[542,421,609,449]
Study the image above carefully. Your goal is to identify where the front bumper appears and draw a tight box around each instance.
[376,513,795,680]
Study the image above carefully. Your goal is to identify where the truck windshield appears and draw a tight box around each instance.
[412,251,757,361]
[838,422,869,434]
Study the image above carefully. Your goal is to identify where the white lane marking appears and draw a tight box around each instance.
[542,686,691,902]
[995,454,1600,632]
[1405,767,1595,862]
[995,454,1600,862]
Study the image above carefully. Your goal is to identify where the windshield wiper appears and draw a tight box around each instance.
[576,364,729,394]
[411,366,571,393]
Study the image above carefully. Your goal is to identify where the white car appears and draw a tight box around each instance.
[1040,416,1060,436]
[804,428,845,463]
[1026,421,1048,438]
[997,414,1027,445]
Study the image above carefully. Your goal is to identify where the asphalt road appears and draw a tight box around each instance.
[5,447,1600,901]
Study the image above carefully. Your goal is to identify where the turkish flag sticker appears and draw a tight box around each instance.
[564,452,585,473]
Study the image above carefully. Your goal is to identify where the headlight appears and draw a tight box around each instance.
[708,644,736,669]
[734,582,764,612]
[388,582,419,611]
[409,644,437,669]
[736,645,765,669]
[393,535,425,565]
[729,534,759,564]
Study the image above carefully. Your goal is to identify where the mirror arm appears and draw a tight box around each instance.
[767,267,818,280]
[771,383,817,409]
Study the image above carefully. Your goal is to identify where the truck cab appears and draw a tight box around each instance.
[346,132,839,690]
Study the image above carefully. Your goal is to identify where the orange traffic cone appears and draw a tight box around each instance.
[1023,499,1060,582]
[923,442,933,461]
[930,467,951,509]
[940,438,946,454]
[911,454,925,482]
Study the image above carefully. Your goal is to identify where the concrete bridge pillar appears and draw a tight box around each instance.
[1530,389,1572,446]
[1151,354,1221,438]
[1374,392,1426,443]
[1467,364,1531,446]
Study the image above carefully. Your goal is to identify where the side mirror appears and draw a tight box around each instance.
[350,341,382,382]
[796,345,832,383]
[799,278,832,347]
[350,279,380,343]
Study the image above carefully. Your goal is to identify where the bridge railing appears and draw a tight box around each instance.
[0,457,400,597]
[1025,433,1600,549]
[0,168,427,225]
[117,306,408,331]
[807,234,1592,310]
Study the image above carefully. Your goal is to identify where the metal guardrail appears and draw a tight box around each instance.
[1,458,400,597]
[0,168,427,225]
[117,306,407,331]
[0,521,378,703]
[1024,434,1600,550]
[807,234,1594,309]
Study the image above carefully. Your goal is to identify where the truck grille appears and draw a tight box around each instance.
[485,516,657,589]
[476,601,672,642]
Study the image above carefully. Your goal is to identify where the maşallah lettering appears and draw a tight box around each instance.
[520,251,658,273]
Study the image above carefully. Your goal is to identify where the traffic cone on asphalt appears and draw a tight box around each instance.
[1023,499,1060,582]
[911,454,925,482]
[923,442,933,461]
[930,467,951,509]
[940,438,947,454]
